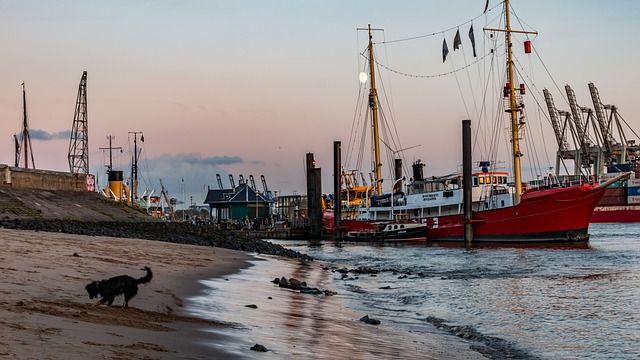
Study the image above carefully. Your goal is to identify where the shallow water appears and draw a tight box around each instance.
[190,223,640,359]
[186,257,481,359]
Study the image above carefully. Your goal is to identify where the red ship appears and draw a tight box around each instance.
[325,0,629,242]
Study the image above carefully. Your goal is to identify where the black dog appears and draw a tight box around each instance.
[85,267,153,308]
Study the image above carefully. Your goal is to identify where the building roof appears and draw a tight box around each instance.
[204,184,273,205]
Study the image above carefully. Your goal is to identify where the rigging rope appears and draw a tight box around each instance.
[372,49,495,79]
[377,2,502,45]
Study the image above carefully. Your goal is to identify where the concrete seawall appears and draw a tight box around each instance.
[1,165,89,192]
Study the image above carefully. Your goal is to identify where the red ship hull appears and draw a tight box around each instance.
[425,185,606,242]
[590,205,640,223]
[326,185,607,243]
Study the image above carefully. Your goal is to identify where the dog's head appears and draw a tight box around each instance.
[85,281,100,299]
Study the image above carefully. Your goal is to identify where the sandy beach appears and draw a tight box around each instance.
[0,228,253,359]
[0,228,483,359]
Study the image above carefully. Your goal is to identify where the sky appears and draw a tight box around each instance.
[1,0,639,207]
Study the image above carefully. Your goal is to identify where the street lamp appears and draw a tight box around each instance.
[181,179,185,221]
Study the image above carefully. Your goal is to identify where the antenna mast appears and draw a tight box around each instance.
[68,71,89,174]
[99,135,122,173]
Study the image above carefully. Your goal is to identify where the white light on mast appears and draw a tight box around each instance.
[359,72,368,83]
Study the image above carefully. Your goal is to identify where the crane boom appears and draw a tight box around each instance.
[159,178,176,222]
[588,82,614,157]
[565,85,588,147]
[216,174,223,189]
[543,89,569,152]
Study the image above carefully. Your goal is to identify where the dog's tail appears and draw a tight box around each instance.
[136,266,153,285]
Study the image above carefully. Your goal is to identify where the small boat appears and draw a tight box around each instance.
[345,221,426,242]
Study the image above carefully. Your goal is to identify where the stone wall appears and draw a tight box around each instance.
[1,165,90,192]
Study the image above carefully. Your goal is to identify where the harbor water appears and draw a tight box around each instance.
[190,223,640,359]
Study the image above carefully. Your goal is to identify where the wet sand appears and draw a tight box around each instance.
[0,228,483,359]
[0,228,252,359]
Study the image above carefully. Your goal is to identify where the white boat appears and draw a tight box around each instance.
[345,221,427,242]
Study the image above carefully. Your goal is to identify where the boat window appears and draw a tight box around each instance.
[479,177,484,184]
[473,177,479,186]
[400,225,404,229]
[485,176,491,184]
[492,176,497,184]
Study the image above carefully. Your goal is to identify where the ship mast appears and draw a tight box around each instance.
[484,0,536,204]
[17,82,35,169]
[505,0,523,203]
[359,24,384,196]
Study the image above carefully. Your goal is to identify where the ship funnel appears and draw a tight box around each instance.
[107,170,124,201]
[412,160,425,182]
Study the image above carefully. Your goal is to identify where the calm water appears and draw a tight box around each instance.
[192,223,639,359]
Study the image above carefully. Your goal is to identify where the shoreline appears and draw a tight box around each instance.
[184,255,486,359]
[0,227,485,359]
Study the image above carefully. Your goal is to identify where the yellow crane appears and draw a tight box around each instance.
[159,178,176,222]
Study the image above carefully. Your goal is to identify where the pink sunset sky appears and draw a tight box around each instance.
[1,1,638,207]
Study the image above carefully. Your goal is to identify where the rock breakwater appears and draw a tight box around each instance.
[0,219,312,261]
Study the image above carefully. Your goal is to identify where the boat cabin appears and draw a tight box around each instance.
[356,170,514,222]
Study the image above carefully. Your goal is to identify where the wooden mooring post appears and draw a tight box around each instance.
[306,153,323,240]
[462,119,474,246]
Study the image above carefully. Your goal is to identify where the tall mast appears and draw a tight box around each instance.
[485,0,536,204]
[359,24,384,196]
[128,131,143,201]
[18,82,35,169]
[504,0,523,203]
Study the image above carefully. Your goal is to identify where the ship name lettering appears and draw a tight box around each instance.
[422,193,438,201]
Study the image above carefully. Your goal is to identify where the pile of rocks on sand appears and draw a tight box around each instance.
[0,219,312,261]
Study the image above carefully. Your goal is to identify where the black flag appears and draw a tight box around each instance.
[469,24,477,57]
[453,29,461,50]
[140,134,145,143]
[442,39,449,62]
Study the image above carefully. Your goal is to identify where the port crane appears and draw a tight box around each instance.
[545,83,640,177]
[159,179,176,222]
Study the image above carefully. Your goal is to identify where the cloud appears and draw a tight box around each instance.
[91,152,246,205]
[16,129,71,141]
[168,153,243,167]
